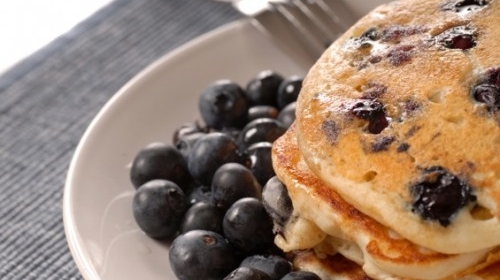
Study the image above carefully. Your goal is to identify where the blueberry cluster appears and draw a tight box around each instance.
[129,70,319,279]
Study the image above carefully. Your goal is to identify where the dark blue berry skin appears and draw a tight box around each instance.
[277,76,302,109]
[220,126,242,142]
[212,163,262,210]
[246,142,275,186]
[240,255,292,280]
[132,179,188,239]
[281,271,321,280]
[187,184,213,205]
[181,201,224,234]
[411,166,476,227]
[238,118,286,151]
[436,26,476,50]
[130,142,191,190]
[175,132,206,162]
[248,105,279,122]
[199,80,250,129]
[262,176,293,228]
[472,68,500,113]
[169,230,238,280]
[277,102,296,129]
[350,99,388,134]
[223,198,276,256]
[187,132,243,186]
[224,267,272,280]
[172,121,208,146]
[246,70,284,107]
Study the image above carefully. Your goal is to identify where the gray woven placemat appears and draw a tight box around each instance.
[0,0,240,279]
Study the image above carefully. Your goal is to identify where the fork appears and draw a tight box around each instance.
[224,0,357,65]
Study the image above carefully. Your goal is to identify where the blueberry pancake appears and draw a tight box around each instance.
[291,249,500,280]
[295,0,500,254]
[272,125,500,279]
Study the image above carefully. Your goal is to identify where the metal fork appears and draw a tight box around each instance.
[225,0,357,65]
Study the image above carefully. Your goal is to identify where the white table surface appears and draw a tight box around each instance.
[0,0,113,74]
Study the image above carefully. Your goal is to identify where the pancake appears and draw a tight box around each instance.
[294,0,500,254]
[272,125,500,279]
[291,250,372,280]
[291,249,500,280]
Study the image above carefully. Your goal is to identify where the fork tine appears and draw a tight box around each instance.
[271,0,353,59]
[233,0,356,66]
[314,0,351,31]
[293,0,338,45]
[271,1,326,58]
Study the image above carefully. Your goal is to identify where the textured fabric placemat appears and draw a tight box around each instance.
[0,1,240,279]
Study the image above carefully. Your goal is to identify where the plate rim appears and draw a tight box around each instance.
[62,18,252,280]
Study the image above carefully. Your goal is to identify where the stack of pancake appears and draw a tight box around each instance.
[271,0,500,279]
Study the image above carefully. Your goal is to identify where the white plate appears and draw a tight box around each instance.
[63,2,387,279]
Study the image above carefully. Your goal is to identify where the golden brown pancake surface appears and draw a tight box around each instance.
[295,0,500,254]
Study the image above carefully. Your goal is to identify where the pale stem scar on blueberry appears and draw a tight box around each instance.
[410,166,476,227]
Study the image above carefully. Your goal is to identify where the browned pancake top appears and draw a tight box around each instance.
[295,0,500,254]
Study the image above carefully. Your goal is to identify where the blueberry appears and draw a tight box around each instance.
[277,76,302,109]
[410,166,476,227]
[443,0,489,12]
[277,102,296,129]
[220,126,242,142]
[262,176,293,228]
[132,179,188,239]
[471,68,500,114]
[212,163,262,210]
[349,99,388,134]
[224,267,272,280]
[181,201,224,234]
[130,142,191,190]
[246,70,284,107]
[199,80,249,129]
[173,121,208,145]
[187,132,243,185]
[361,27,380,41]
[187,184,213,205]
[322,119,340,144]
[436,26,476,50]
[169,230,238,280]
[240,255,292,280]
[175,132,206,162]
[472,84,500,110]
[223,198,276,255]
[248,106,279,122]
[455,0,489,7]
[246,142,275,186]
[238,118,286,151]
[281,271,321,280]
[351,28,380,48]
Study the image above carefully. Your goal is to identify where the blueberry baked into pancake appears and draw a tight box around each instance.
[268,0,500,279]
